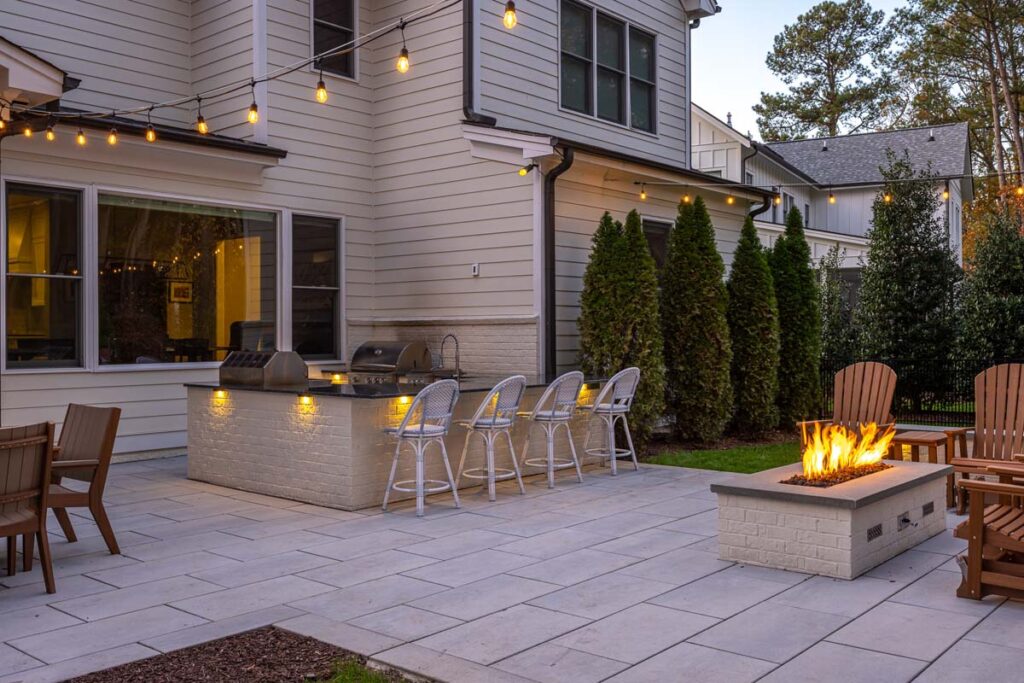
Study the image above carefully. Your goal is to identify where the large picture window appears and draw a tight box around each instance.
[5,184,82,368]
[313,0,356,78]
[560,1,657,133]
[292,215,340,360]
[97,196,277,365]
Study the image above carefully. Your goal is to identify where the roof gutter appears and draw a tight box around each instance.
[741,142,772,218]
[543,147,575,381]
[462,0,497,126]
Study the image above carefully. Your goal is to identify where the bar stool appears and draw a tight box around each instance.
[584,367,641,475]
[382,379,461,517]
[520,371,585,488]
[455,375,528,501]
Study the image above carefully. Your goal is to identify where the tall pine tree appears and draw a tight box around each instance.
[855,153,960,365]
[662,196,732,442]
[818,244,857,364]
[727,217,780,436]
[771,206,821,426]
[578,213,625,376]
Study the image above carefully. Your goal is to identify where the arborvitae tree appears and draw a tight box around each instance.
[770,206,822,426]
[662,196,732,442]
[959,208,1024,362]
[818,243,857,364]
[578,212,625,376]
[727,216,780,436]
[855,153,960,364]
[616,210,665,447]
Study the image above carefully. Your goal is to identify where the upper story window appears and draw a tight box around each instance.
[314,0,356,78]
[560,0,657,134]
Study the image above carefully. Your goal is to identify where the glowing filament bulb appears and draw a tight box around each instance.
[829,192,837,204]
[23,126,32,138]
[396,47,410,74]
[883,192,892,203]
[45,126,55,141]
[315,79,328,104]
[107,128,118,145]
[76,129,86,145]
[503,0,518,29]
[196,115,209,135]
[726,195,735,205]
[145,125,157,142]
[247,101,259,124]
[774,194,782,206]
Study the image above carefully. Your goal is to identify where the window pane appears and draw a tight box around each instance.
[642,221,670,270]
[6,276,80,367]
[630,80,654,131]
[629,29,654,81]
[97,196,277,365]
[596,14,624,70]
[314,0,353,29]
[293,215,338,287]
[6,184,80,276]
[293,289,337,360]
[561,56,591,114]
[315,23,354,77]
[560,1,591,58]
[597,67,624,123]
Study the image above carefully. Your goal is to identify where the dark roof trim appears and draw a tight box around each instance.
[751,141,821,187]
[10,108,287,159]
[766,121,966,147]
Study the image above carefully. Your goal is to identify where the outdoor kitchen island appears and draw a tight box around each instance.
[185,377,599,511]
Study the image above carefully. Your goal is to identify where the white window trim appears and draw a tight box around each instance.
[557,0,659,138]
[309,0,360,83]
[0,176,354,374]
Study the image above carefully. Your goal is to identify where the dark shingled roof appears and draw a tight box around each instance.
[766,122,969,186]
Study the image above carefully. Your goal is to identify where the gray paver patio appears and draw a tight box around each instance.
[0,455,1018,682]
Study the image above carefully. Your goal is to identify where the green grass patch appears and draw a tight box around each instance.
[648,441,801,474]
[321,661,394,683]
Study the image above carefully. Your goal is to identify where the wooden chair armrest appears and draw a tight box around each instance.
[1014,454,1024,463]
[958,479,1024,496]
[797,419,832,430]
[986,464,1024,479]
[943,427,970,436]
[52,445,61,456]
[51,459,100,469]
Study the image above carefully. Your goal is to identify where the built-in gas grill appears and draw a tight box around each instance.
[219,350,308,390]
[349,340,435,385]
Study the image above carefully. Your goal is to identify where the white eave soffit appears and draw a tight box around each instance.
[0,38,66,110]
[463,124,556,164]
[681,0,719,19]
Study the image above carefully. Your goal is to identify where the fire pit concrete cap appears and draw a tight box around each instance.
[709,461,952,509]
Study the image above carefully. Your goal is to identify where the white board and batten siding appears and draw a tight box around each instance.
[477,0,690,168]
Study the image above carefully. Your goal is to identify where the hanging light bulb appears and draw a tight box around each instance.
[503,0,518,29]
[195,97,210,134]
[726,195,735,205]
[315,66,329,104]
[682,194,691,204]
[145,107,156,142]
[518,163,536,176]
[76,128,87,146]
[396,22,410,74]
[942,182,950,201]
[23,126,32,138]
[107,127,118,145]
[0,106,6,131]
[639,184,647,201]
[45,125,55,141]
[247,82,260,124]
[883,191,892,203]
[828,191,836,204]
[774,194,782,206]
[1016,185,1024,197]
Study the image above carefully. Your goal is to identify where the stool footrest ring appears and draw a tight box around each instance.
[585,447,633,458]
[392,479,453,494]
[462,467,517,481]
[524,457,575,470]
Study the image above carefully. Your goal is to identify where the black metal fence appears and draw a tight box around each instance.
[819,358,1024,428]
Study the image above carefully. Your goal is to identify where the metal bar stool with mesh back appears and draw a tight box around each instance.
[520,371,585,488]
[382,379,461,517]
[584,367,641,475]
[455,375,528,501]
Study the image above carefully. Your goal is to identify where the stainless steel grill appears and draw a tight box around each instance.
[219,350,308,390]
[349,340,434,385]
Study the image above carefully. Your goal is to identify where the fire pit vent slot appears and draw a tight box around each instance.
[867,524,883,542]
[923,501,935,516]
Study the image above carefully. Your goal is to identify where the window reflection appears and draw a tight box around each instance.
[292,215,340,360]
[98,195,276,365]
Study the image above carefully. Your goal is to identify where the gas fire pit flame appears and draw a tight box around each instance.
[793,422,897,486]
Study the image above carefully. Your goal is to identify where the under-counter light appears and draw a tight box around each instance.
[214,389,227,400]
[299,395,313,406]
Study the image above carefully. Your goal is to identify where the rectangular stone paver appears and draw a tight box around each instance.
[142,605,304,653]
[401,529,519,560]
[828,602,981,661]
[760,641,925,682]
[374,643,533,683]
[297,549,436,589]
[528,572,675,620]
[0,644,42,678]
[171,575,334,620]
[52,575,221,621]
[84,550,239,588]
[291,575,446,621]
[402,549,538,587]
[411,573,560,621]
[769,575,900,617]
[915,638,1024,682]
[649,567,792,618]
[604,642,775,683]
[963,601,1024,650]
[0,644,158,683]
[277,614,402,656]
[1,607,82,642]
[301,530,430,561]
[348,605,463,641]
[494,643,630,682]
[190,550,337,588]
[509,548,639,587]
[416,605,588,665]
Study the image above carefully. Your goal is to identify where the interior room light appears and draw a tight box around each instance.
[503,0,518,29]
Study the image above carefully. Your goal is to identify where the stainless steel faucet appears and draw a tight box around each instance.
[440,334,460,379]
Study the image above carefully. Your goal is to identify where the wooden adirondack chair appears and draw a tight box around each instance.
[1,422,56,594]
[953,465,1024,600]
[945,364,1024,513]
[799,361,897,432]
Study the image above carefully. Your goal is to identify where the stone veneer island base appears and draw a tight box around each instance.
[710,461,951,579]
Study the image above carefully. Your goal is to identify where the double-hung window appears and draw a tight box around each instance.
[5,183,82,368]
[560,0,657,133]
[313,0,356,78]
[292,215,341,360]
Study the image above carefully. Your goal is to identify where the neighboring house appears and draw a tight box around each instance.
[692,103,973,268]
[0,0,765,454]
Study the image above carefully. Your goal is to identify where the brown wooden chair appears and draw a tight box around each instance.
[1,422,56,594]
[43,404,122,555]
[953,465,1024,600]
[800,361,897,432]
[945,364,1024,513]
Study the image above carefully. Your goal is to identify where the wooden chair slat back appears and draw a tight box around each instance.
[975,364,1024,461]
[57,404,121,485]
[832,362,897,430]
[0,422,53,527]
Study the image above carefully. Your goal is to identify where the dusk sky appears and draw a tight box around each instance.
[691,0,906,140]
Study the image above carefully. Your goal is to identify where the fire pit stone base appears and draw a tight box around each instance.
[711,461,950,580]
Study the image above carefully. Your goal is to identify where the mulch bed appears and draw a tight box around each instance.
[64,627,411,683]
[781,461,892,488]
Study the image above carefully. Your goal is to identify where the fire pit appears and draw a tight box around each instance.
[710,424,950,579]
